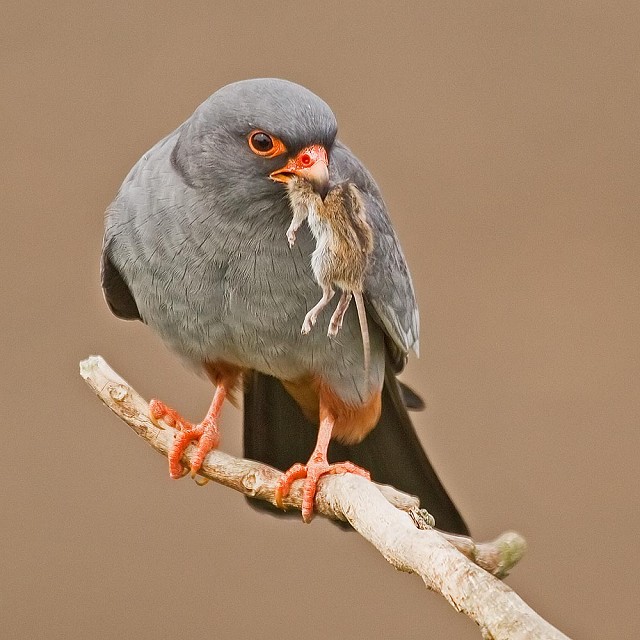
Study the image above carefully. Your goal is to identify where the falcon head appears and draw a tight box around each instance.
[171,78,336,203]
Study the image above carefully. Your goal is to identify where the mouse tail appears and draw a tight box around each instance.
[354,291,370,379]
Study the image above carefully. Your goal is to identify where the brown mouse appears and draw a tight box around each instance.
[286,179,374,376]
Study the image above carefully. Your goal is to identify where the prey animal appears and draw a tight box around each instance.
[286,180,373,377]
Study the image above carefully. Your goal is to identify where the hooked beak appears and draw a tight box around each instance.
[270,144,330,200]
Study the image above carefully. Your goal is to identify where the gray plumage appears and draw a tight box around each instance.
[102,78,418,404]
[102,78,469,535]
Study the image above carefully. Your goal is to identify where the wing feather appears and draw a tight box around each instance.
[100,237,141,321]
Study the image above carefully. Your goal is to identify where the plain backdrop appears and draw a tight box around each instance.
[2,2,639,638]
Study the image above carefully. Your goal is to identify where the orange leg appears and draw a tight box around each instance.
[275,410,370,523]
[149,383,228,479]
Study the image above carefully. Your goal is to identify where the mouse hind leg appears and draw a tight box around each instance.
[302,284,335,334]
[328,290,353,337]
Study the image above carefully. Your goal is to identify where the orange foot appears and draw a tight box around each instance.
[275,459,370,523]
[149,399,219,479]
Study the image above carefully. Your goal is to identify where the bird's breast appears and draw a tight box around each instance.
[129,198,383,402]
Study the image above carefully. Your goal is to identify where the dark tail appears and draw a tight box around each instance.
[243,366,469,535]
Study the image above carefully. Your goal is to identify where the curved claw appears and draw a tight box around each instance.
[149,398,191,431]
[188,418,220,476]
[275,463,307,509]
[148,400,220,479]
[275,460,370,523]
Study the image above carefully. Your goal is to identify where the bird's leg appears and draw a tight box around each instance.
[327,291,353,337]
[149,383,228,479]
[275,406,370,523]
[301,285,335,334]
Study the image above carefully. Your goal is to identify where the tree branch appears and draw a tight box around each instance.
[80,355,570,640]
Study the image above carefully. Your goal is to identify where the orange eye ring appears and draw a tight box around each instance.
[248,130,287,158]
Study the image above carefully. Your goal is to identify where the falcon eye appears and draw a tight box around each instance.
[248,130,287,158]
[250,132,273,152]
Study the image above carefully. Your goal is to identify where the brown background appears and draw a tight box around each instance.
[2,2,639,638]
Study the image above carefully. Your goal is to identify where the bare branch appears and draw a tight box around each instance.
[80,355,570,640]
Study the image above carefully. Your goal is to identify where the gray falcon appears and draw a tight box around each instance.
[101,78,467,533]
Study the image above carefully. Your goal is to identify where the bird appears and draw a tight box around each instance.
[101,78,468,533]
[286,180,374,378]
